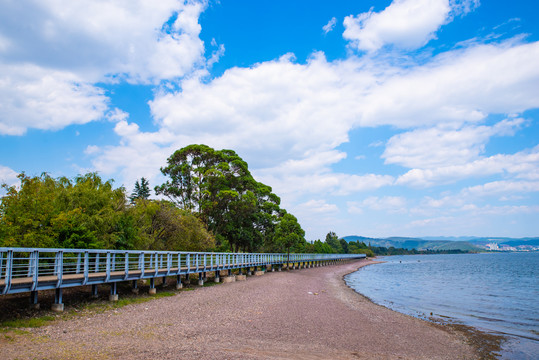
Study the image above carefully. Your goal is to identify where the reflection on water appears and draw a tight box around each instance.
[345,252,539,359]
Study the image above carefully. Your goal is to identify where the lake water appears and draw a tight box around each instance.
[345,252,539,359]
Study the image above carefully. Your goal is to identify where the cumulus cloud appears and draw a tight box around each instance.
[0,64,109,135]
[87,37,539,204]
[343,0,451,52]
[0,0,205,83]
[0,0,206,135]
[383,118,525,169]
[343,0,480,52]
[396,144,539,187]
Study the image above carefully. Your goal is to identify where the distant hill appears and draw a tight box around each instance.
[342,235,539,251]
[342,235,482,251]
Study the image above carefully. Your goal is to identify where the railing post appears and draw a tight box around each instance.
[31,250,39,291]
[105,252,111,282]
[83,251,89,285]
[55,251,63,288]
[2,250,13,295]
[124,252,129,279]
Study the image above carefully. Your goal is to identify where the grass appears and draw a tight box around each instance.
[1,315,57,329]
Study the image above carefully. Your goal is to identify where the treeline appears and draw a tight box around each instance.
[0,173,214,251]
[0,145,308,254]
[312,232,474,256]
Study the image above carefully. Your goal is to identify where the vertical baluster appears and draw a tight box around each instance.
[75,253,81,274]
[55,251,63,288]
[140,253,145,277]
[83,251,89,285]
[125,252,129,279]
[31,251,39,291]
[105,252,111,282]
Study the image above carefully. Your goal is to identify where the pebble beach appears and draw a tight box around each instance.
[1,259,484,359]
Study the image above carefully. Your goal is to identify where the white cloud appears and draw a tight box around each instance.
[357,41,539,128]
[463,180,539,197]
[0,0,205,83]
[0,165,19,188]
[397,144,539,187]
[383,118,525,169]
[323,17,337,34]
[88,38,539,205]
[343,0,452,52]
[348,196,407,214]
[0,0,206,135]
[0,64,108,135]
[296,200,339,214]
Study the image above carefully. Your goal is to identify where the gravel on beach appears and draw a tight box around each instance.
[1,259,479,359]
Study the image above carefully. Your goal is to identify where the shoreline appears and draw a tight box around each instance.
[2,259,489,359]
[342,258,503,359]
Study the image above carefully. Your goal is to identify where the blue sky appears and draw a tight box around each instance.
[1,0,538,240]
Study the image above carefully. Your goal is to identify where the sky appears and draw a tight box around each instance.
[1,0,538,241]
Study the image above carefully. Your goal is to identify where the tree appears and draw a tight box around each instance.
[130,177,151,203]
[156,145,281,252]
[0,172,128,249]
[325,231,343,253]
[274,213,305,263]
[129,199,215,251]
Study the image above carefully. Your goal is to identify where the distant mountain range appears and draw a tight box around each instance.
[342,235,539,251]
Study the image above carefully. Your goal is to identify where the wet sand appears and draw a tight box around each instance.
[1,259,482,359]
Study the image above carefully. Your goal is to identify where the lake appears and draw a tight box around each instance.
[345,252,539,359]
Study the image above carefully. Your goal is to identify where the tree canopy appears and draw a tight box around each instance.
[130,177,151,203]
[156,144,282,252]
[0,173,214,251]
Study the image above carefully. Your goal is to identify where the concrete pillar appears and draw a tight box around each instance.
[29,291,40,310]
[203,272,207,282]
[176,275,183,289]
[149,278,157,295]
[214,272,220,283]
[52,288,64,312]
[198,273,204,286]
[132,280,139,294]
[109,282,118,302]
[278,265,282,272]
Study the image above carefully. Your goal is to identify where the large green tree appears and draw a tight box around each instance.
[156,145,282,252]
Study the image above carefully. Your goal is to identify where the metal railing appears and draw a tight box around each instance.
[0,247,365,295]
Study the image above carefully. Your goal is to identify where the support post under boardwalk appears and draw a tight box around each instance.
[91,284,99,298]
[198,273,204,286]
[109,282,118,301]
[149,278,156,295]
[176,275,183,289]
[132,280,139,294]
[29,290,39,310]
[214,271,220,283]
[52,288,64,312]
